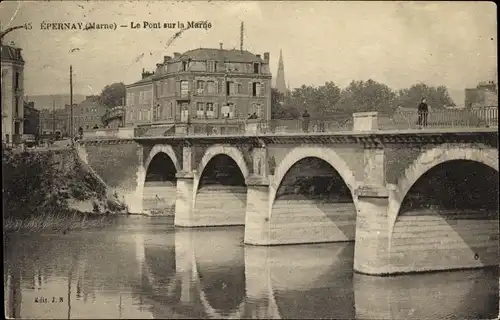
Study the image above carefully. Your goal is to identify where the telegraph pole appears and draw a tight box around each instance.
[52,98,55,136]
[70,65,74,145]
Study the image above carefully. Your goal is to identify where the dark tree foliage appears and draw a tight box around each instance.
[99,82,126,108]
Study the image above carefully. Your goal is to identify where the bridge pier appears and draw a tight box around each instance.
[174,172,195,227]
[244,177,271,245]
[353,144,391,275]
[353,186,390,275]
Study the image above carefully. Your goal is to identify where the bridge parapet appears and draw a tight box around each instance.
[131,108,496,139]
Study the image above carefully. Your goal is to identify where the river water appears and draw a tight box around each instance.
[4,215,499,319]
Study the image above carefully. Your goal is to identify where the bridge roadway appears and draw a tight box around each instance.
[77,112,499,276]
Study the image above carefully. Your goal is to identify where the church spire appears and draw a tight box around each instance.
[276,49,287,95]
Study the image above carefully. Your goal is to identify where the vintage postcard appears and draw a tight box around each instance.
[2,1,498,319]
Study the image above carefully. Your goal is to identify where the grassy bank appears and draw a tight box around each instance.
[3,211,118,232]
[3,149,127,232]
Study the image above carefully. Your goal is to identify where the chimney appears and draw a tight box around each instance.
[173,52,181,58]
[164,56,171,63]
[263,52,270,63]
[220,42,223,50]
[256,54,261,60]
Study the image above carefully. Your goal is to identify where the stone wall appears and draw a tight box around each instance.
[389,209,499,273]
[77,141,143,213]
[270,199,356,245]
[142,181,176,215]
[192,185,247,226]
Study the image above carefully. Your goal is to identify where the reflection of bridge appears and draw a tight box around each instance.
[80,111,499,276]
[132,228,499,319]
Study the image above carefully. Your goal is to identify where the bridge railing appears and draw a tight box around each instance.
[379,107,498,130]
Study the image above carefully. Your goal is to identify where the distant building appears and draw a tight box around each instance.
[23,101,40,137]
[40,108,69,137]
[27,94,87,111]
[66,96,107,134]
[1,44,25,145]
[465,81,498,109]
[125,44,272,130]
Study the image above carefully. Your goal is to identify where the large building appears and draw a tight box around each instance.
[40,108,69,137]
[66,96,107,134]
[23,101,40,137]
[125,45,272,131]
[465,81,498,109]
[40,96,107,137]
[1,44,25,145]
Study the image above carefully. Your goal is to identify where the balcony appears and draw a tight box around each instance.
[175,91,191,100]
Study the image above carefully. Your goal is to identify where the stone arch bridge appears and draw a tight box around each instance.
[77,127,498,275]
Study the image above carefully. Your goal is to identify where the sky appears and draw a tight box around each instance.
[0,1,497,105]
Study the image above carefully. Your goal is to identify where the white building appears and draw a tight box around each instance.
[1,44,25,146]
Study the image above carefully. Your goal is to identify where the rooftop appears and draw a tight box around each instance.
[1,44,24,63]
[172,48,265,63]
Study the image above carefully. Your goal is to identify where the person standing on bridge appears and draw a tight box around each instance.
[302,109,310,132]
[417,97,429,128]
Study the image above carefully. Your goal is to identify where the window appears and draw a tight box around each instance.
[206,102,214,118]
[256,104,262,118]
[167,102,172,118]
[196,102,204,118]
[236,83,242,94]
[221,103,234,119]
[226,81,232,96]
[207,81,216,95]
[253,63,259,74]
[207,60,215,72]
[251,82,263,97]
[15,97,19,116]
[197,80,204,95]
[180,80,189,96]
[182,61,187,71]
[14,72,19,90]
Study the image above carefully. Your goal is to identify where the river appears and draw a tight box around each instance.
[4,215,499,319]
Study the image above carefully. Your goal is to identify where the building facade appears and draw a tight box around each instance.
[67,96,107,133]
[125,45,272,129]
[465,81,498,109]
[1,44,25,145]
[40,108,69,137]
[23,101,40,137]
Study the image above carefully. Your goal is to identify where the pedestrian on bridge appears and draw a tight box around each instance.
[418,97,429,128]
[302,109,310,132]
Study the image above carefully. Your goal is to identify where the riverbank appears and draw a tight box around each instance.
[2,148,128,231]
[3,211,118,232]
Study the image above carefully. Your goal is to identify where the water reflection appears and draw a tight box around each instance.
[4,216,499,319]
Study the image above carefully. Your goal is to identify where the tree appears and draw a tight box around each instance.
[100,82,126,108]
[271,88,300,119]
[336,79,397,114]
[316,81,341,116]
[396,83,455,110]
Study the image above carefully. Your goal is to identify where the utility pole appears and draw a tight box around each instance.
[240,21,244,52]
[52,98,55,136]
[70,65,74,145]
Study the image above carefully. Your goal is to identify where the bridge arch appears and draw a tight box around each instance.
[387,143,499,272]
[388,143,498,233]
[193,145,250,226]
[269,147,359,244]
[270,147,358,209]
[140,144,180,215]
[144,144,181,172]
[195,145,250,190]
